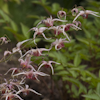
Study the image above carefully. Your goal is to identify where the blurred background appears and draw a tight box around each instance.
[0,0,100,100]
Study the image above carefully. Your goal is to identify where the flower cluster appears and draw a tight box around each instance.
[0,6,99,100]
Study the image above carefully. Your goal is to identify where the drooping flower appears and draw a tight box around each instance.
[49,26,63,36]
[1,92,23,100]
[0,37,10,44]
[4,50,12,57]
[16,84,41,96]
[38,61,60,74]
[73,10,100,22]
[57,10,66,19]
[20,48,51,58]
[12,39,31,56]
[50,38,70,50]
[71,8,79,16]
[28,27,50,45]
[13,70,49,81]
[36,16,67,27]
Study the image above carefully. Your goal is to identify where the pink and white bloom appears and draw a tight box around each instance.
[21,48,51,58]
[57,10,66,19]
[71,8,79,16]
[73,10,100,22]
[28,27,50,45]
[1,92,23,100]
[59,23,81,41]
[50,38,70,50]
[12,39,31,56]
[38,61,60,74]
[0,37,10,44]
[16,84,41,96]
[5,68,19,76]
[49,26,63,36]
[36,16,67,27]
[4,50,12,57]
[13,70,49,81]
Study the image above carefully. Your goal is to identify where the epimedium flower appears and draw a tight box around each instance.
[13,70,50,82]
[20,48,51,58]
[16,84,41,96]
[0,37,10,45]
[50,38,70,50]
[28,27,51,45]
[57,10,66,19]
[73,10,100,22]
[59,23,81,41]
[37,61,60,74]
[49,26,63,36]
[36,16,67,27]
[18,54,31,68]
[1,92,23,100]
[4,50,12,57]
[71,8,79,16]
[12,39,31,56]
[73,21,81,28]
[4,68,19,76]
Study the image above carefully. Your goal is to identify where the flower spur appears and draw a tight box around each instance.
[73,10,100,22]
[38,61,60,74]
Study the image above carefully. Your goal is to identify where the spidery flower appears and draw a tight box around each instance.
[20,48,51,58]
[16,84,41,96]
[38,61,60,74]
[36,16,67,27]
[13,70,49,82]
[28,27,50,45]
[12,39,31,56]
[1,92,23,100]
[50,38,70,50]
[57,10,66,19]
[73,10,100,22]
[0,37,10,45]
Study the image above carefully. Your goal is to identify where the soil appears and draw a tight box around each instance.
[0,43,62,100]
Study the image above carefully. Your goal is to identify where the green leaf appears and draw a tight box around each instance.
[96,83,100,94]
[74,53,81,67]
[76,37,89,45]
[0,19,6,23]
[10,20,18,32]
[1,3,10,14]
[63,77,87,93]
[0,9,10,22]
[82,94,100,100]
[20,23,30,39]
[52,3,60,12]
[56,70,69,76]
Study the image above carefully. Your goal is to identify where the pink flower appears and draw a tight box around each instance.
[16,84,41,96]
[1,92,23,100]
[12,39,31,56]
[49,26,63,36]
[51,38,70,50]
[4,68,19,76]
[38,61,60,74]
[28,27,50,45]
[60,23,81,41]
[21,48,51,58]
[71,8,79,16]
[36,16,67,27]
[57,10,66,19]
[0,37,10,44]
[4,50,12,56]
[13,70,49,81]
[73,10,100,22]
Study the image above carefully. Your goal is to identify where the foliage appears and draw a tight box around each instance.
[0,0,100,100]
